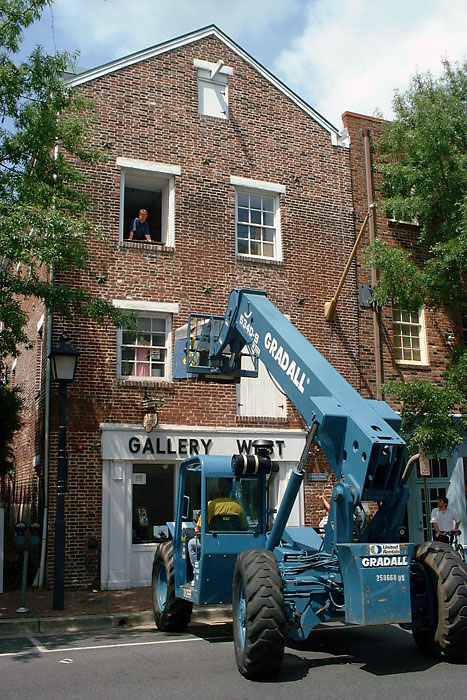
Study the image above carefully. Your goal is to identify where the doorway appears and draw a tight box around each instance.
[131,463,175,586]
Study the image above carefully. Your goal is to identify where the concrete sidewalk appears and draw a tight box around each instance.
[0,586,231,637]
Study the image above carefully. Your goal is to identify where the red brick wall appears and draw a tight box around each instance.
[2,297,46,520]
[342,111,461,399]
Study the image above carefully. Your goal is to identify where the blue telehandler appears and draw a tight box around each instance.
[152,289,467,677]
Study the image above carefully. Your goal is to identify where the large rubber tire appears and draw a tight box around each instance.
[152,541,192,632]
[413,541,467,662]
[232,549,285,679]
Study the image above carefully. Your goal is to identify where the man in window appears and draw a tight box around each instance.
[128,208,151,242]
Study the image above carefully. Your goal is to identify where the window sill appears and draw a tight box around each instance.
[198,113,228,122]
[117,378,173,389]
[394,362,430,370]
[387,218,420,229]
[119,241,174,254]
[236,416,288,425]
[235,255,283,267]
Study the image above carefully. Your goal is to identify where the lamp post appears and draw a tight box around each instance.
[49,333,80,610]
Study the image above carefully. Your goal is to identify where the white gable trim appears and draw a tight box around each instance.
[65,25,342,146]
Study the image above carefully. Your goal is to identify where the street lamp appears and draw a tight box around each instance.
[49,333,80,610]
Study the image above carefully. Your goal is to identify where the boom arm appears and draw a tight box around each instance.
[187,289,407,546]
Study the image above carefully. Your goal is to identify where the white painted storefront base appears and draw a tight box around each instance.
[100,423,306,590]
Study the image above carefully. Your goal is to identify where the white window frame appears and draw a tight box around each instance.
[231,176,284,262]
[117,158,180,247]
[392,306,428,365]
[113,300,179,382]
[194,59,233,119]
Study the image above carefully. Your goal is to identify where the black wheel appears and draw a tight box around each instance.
[152,541,192,632]
[232,549,285,679]
[413,541,467,662]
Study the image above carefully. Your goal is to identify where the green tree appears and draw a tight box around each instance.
[0,1,132,468]
[366,60,467,456]
[0,0,129,363]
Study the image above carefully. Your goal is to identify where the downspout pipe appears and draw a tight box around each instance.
[37,140,59,587]
[37,308,52,587]
[362,128,383,399]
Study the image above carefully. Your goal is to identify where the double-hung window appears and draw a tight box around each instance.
[231,176,284,261]
[114,300,179,381]
[392,306,428,364]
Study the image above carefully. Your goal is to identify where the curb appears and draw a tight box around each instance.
[0,605,232,638]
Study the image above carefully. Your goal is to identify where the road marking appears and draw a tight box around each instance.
[29,636,47,653]
[0,635,205,658]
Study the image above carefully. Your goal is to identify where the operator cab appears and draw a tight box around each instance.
[172,452,273,604]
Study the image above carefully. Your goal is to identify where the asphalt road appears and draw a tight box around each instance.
[0,620,465,700]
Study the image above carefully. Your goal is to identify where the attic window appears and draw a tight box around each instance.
[194,58,233,119]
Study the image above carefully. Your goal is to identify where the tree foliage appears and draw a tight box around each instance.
[0,1,134,471]
[366,60,467,456]
[366,59,467,309]
[0,0,130,364]
[383,349,467,458]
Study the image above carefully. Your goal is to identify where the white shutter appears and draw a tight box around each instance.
[236,355,286,418]
[198,79,228,119]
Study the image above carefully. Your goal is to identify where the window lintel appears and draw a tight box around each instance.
[113,300,179,314]
[116,157,181,177]
[193,58,233,78]
[230,175,285,194]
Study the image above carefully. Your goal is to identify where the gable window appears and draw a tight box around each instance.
[392,306,428,364]
[194,59,232,119]
[117,158,180,246]
[114,300,179,382]
[231,176,284,261]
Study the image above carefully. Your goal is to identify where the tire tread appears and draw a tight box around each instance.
[233,549,285,679]
[152,541,192,632]
[413,541,467,662]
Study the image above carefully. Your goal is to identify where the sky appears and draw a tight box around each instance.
[20,0,467,129]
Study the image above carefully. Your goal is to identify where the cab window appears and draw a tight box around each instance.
[205,477,261,533]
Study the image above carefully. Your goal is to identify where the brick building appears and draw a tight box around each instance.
[3,27,465,590]
[342,111,466,547]
[4,26,356,589]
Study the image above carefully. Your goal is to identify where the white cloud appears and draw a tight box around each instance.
[274,0,467,126]
[49,0,303,65]
[24,0,467,128]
